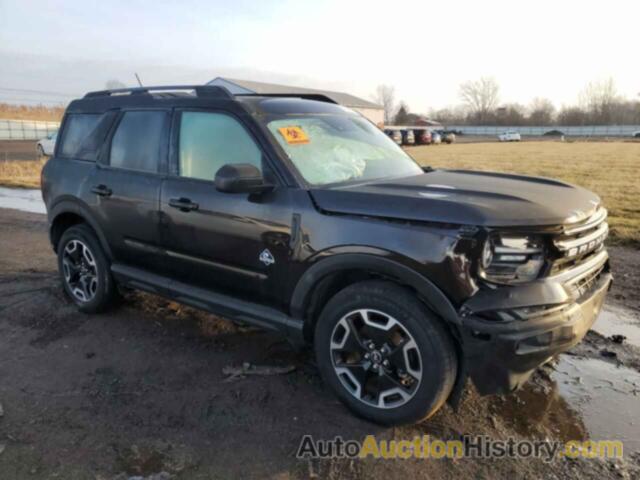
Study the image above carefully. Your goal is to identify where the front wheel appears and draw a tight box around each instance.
[314,281,457,425]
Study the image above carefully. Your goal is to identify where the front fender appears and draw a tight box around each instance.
[290,252,461,326]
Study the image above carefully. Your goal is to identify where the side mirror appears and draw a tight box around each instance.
[214,163,273,194]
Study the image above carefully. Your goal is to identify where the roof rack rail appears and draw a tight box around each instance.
[84,85,234,99]
[234,93,337,104]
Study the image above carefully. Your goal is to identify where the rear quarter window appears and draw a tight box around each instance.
[59,113,115,161]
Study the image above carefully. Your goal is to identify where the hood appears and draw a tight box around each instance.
[309,170,601,228]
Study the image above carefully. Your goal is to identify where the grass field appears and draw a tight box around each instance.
[0,103,64,121]
[0,158,45,188]
[409,141,639,246]
[0,141,638,246]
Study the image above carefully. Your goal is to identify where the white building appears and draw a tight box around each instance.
[207,77,384,126]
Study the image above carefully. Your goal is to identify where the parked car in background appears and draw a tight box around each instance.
[401,129,415,145]
[37,131,58,156]
[632,131,640,138]
[439,130,456,144]
[414,129,432,145]
[498,131,521,142]
[384,129,402,145]
[543,129,565,137]
[431,131,442,144]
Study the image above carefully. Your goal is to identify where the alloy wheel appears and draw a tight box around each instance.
[330,309,422,409]
[62,239,98,303]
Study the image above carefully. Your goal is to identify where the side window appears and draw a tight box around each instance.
[59,114,102,160]
[178,112,262,181]
[110,111,166,173]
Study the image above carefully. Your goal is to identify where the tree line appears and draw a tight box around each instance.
[372,78,640,126]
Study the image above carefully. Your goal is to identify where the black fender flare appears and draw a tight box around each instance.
[48,199,113,260]
[290,253,461,326]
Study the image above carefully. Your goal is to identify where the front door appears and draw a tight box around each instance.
[159,109,293,307]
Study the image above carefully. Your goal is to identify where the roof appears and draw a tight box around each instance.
[207,77,383,110]
[66,85,352,118]
[412,115,443,127]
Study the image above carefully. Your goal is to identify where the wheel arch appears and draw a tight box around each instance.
[49,200,113,259]
[290,253,461,342]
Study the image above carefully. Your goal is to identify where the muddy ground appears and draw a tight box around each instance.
[0,208,639,479]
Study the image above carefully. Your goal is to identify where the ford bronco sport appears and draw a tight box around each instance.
[41,85,611,425]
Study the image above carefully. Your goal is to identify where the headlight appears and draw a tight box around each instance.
[479,235,545,284]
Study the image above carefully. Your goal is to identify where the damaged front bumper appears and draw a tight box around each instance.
[459,249,612,395]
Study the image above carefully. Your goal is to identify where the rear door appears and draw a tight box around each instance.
[92,109,170,273]
[159,108,294,307]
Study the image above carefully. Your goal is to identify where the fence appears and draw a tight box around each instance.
[444,125,640,137]
[0,119,61,140]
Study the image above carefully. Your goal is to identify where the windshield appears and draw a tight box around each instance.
[265,114,423,186]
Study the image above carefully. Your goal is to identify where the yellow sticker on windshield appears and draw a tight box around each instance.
[278,126,309,145]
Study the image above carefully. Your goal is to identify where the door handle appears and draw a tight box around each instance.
[169,197,199,212]
[91,184,112,197]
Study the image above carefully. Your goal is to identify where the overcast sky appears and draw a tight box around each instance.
[1,0,638,112]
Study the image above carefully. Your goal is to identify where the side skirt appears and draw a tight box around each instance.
[111,263,305,344]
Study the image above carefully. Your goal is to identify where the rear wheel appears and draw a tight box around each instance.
[314,280,457,425]
[57,224,117,313]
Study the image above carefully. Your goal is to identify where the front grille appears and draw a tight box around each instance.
[549,207,608,275]
[567,264,605,299]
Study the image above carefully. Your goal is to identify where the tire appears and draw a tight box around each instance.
[314,280,457,425]
[57,224,117,313]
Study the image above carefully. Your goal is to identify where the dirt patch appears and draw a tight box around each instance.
[0,208,639,479]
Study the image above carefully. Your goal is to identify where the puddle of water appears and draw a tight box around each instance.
[553,356,640,454]
[592,305,640,348]
[495,355,640,456]
[492,370,589,443]
[0,187,46,214]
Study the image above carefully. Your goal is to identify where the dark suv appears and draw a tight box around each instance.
[42,85,611,425]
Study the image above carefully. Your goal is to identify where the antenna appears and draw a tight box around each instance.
[134,73,143,87]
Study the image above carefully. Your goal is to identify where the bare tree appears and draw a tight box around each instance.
[579,78,620,123]
[579,78,618,109]
[495,103,526,126]
[557,106,587,126]
[428,105,468,125]
[528,97,556,125]
[372,85,396,124]
[105,79,126,89]
[459,77,500,123]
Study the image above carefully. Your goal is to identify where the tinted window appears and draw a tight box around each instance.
[60,114,102,160]
[179,112,262,181]
[110,111,166,172]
